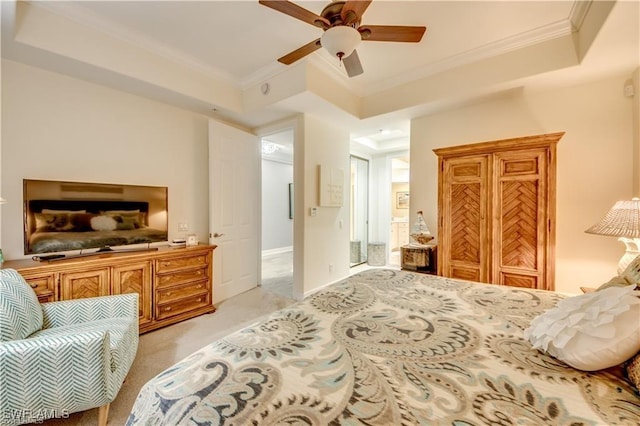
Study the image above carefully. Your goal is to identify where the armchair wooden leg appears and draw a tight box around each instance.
[98,403,110,426]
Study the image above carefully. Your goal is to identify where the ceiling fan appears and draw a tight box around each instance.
[259,0,426,77]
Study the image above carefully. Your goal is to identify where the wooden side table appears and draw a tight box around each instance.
[401,244,437,274]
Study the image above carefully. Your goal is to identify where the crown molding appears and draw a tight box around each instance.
[363,18,574,96]
[569,0,593,31]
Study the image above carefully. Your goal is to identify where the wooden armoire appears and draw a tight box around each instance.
[433,132,563,291]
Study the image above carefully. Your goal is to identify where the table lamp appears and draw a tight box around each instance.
[585,198,640,274]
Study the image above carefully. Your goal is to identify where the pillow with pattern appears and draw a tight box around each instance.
[626,352,640,394]
[34,213,74,232]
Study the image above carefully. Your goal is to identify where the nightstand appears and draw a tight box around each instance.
[401,244,437,274]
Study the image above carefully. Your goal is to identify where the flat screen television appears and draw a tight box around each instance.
[23,179,168,255]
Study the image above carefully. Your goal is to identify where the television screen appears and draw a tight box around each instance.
[23,179,168,254]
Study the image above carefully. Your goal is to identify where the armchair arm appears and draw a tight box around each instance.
[41,293,138,328]
[0,331,112,415]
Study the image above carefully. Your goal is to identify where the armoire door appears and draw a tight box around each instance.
[435,132,561,291]
[439,154,490,282]
[493,149,549,289]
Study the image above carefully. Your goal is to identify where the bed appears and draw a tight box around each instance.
[127,269,640,425]
[25,200,168,254]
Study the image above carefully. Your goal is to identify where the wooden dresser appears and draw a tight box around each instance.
[3,244,216,333]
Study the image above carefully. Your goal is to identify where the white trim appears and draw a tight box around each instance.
[262,246,293,257]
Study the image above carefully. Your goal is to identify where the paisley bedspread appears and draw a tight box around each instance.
[127,269,640,425]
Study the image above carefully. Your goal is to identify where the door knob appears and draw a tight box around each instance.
[213,233,225,238]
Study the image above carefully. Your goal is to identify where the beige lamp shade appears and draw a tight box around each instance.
[585,198,640,237]
[586,198,640,274]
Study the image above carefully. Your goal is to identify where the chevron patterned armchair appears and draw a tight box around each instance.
[0,269,139,426]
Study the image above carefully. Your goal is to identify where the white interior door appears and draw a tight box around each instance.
[209,120,259,303]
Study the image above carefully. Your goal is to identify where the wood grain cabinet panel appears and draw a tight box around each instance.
[112,261,152,328]
[434,133,562,291]
[6,245,216,333]
[60,268,110,300]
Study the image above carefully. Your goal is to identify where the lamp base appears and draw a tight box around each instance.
[617,237,640,274]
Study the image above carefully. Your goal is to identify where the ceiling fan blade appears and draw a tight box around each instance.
[277,38,322,65]
[259,0,329,28]
[343,50,364,77]
[341,0,372,24]
[359,25,426,42]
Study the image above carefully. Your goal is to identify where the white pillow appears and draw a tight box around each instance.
[90,215,117,231]
[524,285,640,371]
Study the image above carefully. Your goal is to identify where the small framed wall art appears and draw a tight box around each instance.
[318,165,344,207]
[396,191,409,209]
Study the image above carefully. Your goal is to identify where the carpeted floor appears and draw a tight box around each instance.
[261,250,293,298]
[41,287,296,425]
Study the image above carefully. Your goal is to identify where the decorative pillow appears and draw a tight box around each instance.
[596,254,640,291]
[34,213,74,232]
[103,210,144,228]
[90,215,118,231]
[108,213,141,229]
[596,275,635,291]
[0,269,43,341]
[524,285,640,371]
[626,352,640,393]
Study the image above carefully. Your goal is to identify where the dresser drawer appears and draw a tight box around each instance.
[156,253,208,273]
[21,274,56,302]
[156,280,208,304]
[156,267,207,288]
[156,293,210,320]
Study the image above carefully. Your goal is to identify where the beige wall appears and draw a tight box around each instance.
[1,59,210,259]
[411,72,636,294]
[298,114,350,296]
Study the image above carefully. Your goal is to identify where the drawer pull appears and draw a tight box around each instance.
[163,307,172,312]
[30,284,38,289]
[197,298,203,302]
[165,292,172,297]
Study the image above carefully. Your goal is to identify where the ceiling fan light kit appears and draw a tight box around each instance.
[259,0,426,78]
[321,26,361,60]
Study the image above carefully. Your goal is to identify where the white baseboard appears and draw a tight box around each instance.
[262,246,293,256]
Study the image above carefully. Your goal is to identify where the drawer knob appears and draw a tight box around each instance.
[163,307,172,312]
[30,284,38,289]
[197,298,203,302]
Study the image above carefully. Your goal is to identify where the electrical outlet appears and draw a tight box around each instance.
[178,222,189,232]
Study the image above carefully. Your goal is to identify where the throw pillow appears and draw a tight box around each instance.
[0,269,43,341]
[626,352,640,394]
[90,215,118,231]
[34,213,74,232]
[524,285,640,371]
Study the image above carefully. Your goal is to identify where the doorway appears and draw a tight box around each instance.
[389,156,410,267]
[350,155,369,266]
[260,130,294,298]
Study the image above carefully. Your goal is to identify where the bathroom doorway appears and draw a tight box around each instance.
[350,155,369,266]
